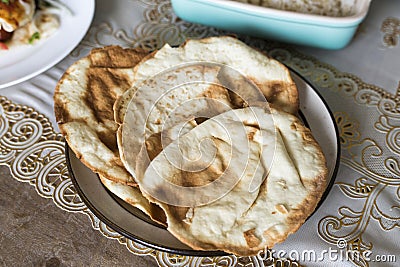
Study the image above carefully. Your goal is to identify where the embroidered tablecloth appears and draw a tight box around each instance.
[1,0,399,266]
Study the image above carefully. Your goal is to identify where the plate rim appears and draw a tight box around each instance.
[289,67,341,219]
[0,0,96,89]
[66,70,340,256]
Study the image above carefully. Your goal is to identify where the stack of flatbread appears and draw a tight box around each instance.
[54,36,328,256]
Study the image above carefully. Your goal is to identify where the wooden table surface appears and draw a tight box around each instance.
[0,166,157,266]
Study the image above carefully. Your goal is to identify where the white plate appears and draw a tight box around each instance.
[0,0,95,89]
[66,71,340,256]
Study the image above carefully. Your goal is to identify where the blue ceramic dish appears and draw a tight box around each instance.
[171,0,371,49]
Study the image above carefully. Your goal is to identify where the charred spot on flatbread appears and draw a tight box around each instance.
[137,107,327,256]
[54,46,146,185]
[54,46,172,227]
[89,45,148,68]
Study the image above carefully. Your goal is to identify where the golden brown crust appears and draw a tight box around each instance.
[89,45,148,68]
[113,50,158,125]
[54,46,148,185]
[54,66,79,125]
[54,46,173,227]
[130,49,158,81]
[165,177,328,256]
[255,80,299,115]
[155,108,328,256]
[182,36,299,115]
[250,45,299,114]
[55,39,325,257]
[255,114,328,252]
[244,229,262,248]
[98,175,167,226]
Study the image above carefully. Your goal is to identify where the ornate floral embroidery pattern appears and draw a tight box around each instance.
[71,0,222,57]
[247,43,400,266]
[0,97,84,212]
[334,112,361,148]
[381,17,400,47]
[265,48,400,267]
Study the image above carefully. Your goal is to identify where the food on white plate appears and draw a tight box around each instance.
[233,0,356,17]
[0,0,68,51]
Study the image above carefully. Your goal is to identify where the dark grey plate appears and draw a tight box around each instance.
[66,71,340,256]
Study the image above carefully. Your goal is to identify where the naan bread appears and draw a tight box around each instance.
[132,36,298,114]
[135,119,199,182]
[115,63,234,178]
[54,46,147,185]
[135,107,327,255]
[54,46,173,228]
[55,38,323,256]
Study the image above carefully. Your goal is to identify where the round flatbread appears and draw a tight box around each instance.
[54,46,147,185]
[132,36,298,114]
[54,46,172,227]
[116,63,235,178]
[134,107,327,255]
